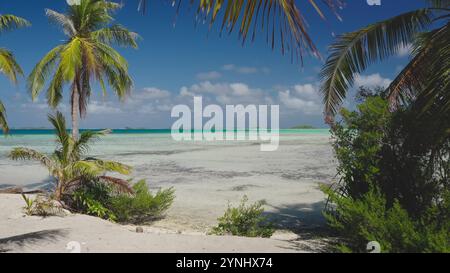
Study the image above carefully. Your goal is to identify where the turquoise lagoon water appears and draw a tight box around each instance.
[0,128,333,188]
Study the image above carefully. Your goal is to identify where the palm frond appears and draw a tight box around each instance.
[45,66,65,108]
[409,22,450,116]
[28,45,65,101]
[387,22,449,111]
[91,25,140,48]
[0,100,9,134]
[48,111,71,162]
[427,0,450,9]
[9,148,54,169]
[70,160,103,177]
[45,9,76,36]
[72,129,110,158]
[91,159,132,175]
[95,42,133,99]
[60,38,83,81]
[320,8,433,118]
[71,158,131,177]
[98,176,133,194]
[139,0,344,61]
[0,14,30,33]
[0,48,24,84]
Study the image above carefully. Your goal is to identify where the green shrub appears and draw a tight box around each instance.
[21,194,65,217]
[109,180,175,224]
[322,186,450,253]
[72,190,117,221]
[211,196,274,238]
[323,87,450,253]
[65,179,175,224]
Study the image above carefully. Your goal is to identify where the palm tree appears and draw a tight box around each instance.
[10,111,133,201]
[0,14,30,133]
[29,0,139,140]
[320,0,449,122]
[137,0,345,61]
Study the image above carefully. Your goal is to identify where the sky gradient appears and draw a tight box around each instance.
[0,0,427,129]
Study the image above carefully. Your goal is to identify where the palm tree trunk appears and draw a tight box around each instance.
[71,81,80,140]
[55,183,63,201]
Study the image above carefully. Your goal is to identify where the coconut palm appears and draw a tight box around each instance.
[320,0,449,122]
[10,111,133,201]
[137,0,345,61]
[28,0,139,140]
[0,14,30,133]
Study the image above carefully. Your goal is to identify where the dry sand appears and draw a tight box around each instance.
[0,194,327,253]
[0,133,336,252]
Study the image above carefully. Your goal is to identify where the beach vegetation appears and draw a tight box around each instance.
[320,1,449,123]
[68,179,175,224]
[211,196,274,238]
[0,13,30,133]
[322,87,450,252]
[28,0,138,139]
[71,182,117,221]
[109,180,175,224]
[10,111,133,201]
[21,193,65,217]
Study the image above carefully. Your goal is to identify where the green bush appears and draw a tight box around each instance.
[323,87,450,253]
[65,179,175,224]
[331,89,449,215]
[72,188,117,221]
[211,196,274,238]
[322,186,450,253]
[109,180,175,224]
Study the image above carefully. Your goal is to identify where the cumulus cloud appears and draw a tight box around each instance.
[354,73,392,88]
[88,101,123,114]
[278,84,322,115]
[221,64,270,75]
[6,80,325,128]
[179,81,266,105]
[294,84,317,98]
[133,87,171,100]
[196,71,222,81]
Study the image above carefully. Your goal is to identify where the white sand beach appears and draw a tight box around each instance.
[0,194,330,253]
[0,131,336,252]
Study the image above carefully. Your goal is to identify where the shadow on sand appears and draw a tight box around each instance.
[0,229,68,252]
[264,201,336,252]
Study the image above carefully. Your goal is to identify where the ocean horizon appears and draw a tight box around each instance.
[0,128,331,135]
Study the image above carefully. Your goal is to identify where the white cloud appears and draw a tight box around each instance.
[196,71,222,81]
[354,73,392,88]
[279,89,321,115]
[397,44,412,57]
[221,64,269,75]
[133,87,171,100]
[294,84,317,98]
[230,83,251,96]
[222,64,235,71]
[88,101,122,114]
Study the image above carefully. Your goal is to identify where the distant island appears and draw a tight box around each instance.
[290,125,317,129]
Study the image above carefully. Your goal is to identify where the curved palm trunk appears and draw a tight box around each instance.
[71,79,80,140]
[0,99,9,133]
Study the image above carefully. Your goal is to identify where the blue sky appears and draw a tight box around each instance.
[0,0,427,129]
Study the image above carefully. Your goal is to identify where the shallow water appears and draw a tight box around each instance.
[0,130,336,231]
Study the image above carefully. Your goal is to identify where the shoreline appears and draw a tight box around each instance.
[0,133,335,252]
